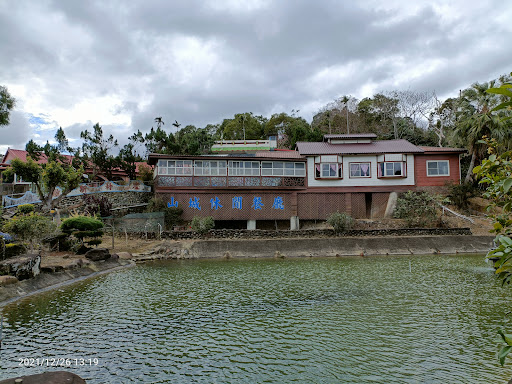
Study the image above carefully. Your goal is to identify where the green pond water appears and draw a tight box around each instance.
[1,254,512,383]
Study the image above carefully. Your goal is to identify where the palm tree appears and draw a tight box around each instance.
[154,117,164,129]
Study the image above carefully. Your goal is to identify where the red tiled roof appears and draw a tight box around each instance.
[418,146,467,153]
[296,139,423,155]
[2,149,73,165]
[324,133,377,140]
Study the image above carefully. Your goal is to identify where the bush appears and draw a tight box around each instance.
[447,182,476,210]
[82,194,113,217]
[191,216,215,234]
[137,164,154,183]
[61,216,104,232]
[3,243,27,258]
[327,212,354,233]
[18,204,35,214]
[393,191,438,227]
[61,216,104,253]
[146,197,183,230]
[2,213,57,251]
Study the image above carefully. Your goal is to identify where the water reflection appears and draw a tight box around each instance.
[1,255,511,383]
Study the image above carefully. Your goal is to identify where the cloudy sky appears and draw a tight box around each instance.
[0,0,511,154]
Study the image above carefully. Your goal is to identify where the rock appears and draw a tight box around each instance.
[113,252,132,259]
[110,253,119,260]
[0,371,86,384]
[0,252,41,280]
[84,248,111,261]
[0,275,18,286]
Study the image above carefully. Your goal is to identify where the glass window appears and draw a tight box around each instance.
[427,160,449,176]
[379,162,404,177]
[350,163,371,178]
[320,163,338,178]
[261,161,305,176]
[156,159,192,175]
[194,160,227,176]
[229,161,260,176]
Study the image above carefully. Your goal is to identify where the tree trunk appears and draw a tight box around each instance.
[465,151,477,183]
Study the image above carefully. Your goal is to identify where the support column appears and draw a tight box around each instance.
[247,219,256,230]
[290,216,300,230]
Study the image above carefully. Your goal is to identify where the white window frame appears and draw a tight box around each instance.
[349,162,371,178]
[321,163,339,178]
[228,161,260,176]
[379,162,404,177]
[427,160,450,176]
[194,160,227,176]
[261,161,305,177]
[157,159,193,176]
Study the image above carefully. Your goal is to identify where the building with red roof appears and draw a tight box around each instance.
[147,134,466,229]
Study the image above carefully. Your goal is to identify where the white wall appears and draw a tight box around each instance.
[306,154,415,187]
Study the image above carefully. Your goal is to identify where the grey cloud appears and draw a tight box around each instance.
[0,111,31,148]
[1,0,511,150]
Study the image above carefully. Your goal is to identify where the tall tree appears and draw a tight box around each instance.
[80,123,119,180]
[218,112,267,140]
[0,85,15,126]
[4,133,83,211]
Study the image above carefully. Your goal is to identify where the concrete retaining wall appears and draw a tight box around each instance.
[186,235,495,259]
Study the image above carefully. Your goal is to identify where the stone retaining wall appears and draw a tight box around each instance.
[162,227,472,240]
[26,191,152,212]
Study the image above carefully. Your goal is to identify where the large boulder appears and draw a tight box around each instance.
[0,252,41,280]
[0,275,18,286]
[84,248,111,261]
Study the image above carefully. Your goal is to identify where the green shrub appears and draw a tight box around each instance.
[4,243,27,258]
[17,204,35,214]
[393,191,438,227]
[447,182,476,210]
[327,212,354,233]
[61,216,104,232]
[146,197,183,230]
[2,213,57,251]
[61,216,104,253]
[191,216,215,234]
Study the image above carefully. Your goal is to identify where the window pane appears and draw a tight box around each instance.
[168,161,175,167]
[210,161,217,167]
[360,163,370,177]
[427,162,437,170]
[296,169,305,176]
[295,163,305,169]
[274,162,284,169]
[285,169,294,176]
[439,161,449,175]
[274,168,283,176]
[262,162,272,168]
[285,163,294,169]
[394,163,402,175]
[252,162,259,168]
[195,161,202,167]
[262,169,272,176]
[350,164,360,177]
